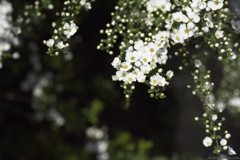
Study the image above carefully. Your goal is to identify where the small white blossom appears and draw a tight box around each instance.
[124,72,136,84]
[223,146,228,150]
[194,59,202,68]
[220,138,227,146]
[116,70,127,81]
[120,61,132,71]
[111,57,121,68]
[136,72,146,83]
[225,133,231,139]
[46,39,54,47]
[203,136,213,147]
[56,41,65,49]
[134,40,144,50]
[63,22,77,37]
[207,0,224,11]
[172,11,185,22]
[171,32,184,44]
[215,29,224,39]
[85,2,91,10]
[212,114,218,121]
[166,70,174,79]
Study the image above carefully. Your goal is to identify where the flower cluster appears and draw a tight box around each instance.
[98,0,240,156]
[0,0,21,69]
[44,0,94,56]
[111,34,173,89]
[196,106,237,155]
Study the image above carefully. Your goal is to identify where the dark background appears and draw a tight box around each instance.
[0,0,239,159]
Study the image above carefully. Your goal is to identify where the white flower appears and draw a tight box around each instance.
[165,18,173,29]
[171,32,184,43]
[179,24,194,39]
[229,52,236,60]
[231,20,240,33]
[124,72,136,84]
[145,42,158,55]
[140,53,152,64]
[150,74,160,86]
[191,0,206,10]
[194,59,202,68]
[172,11,185,22]
[120,61,132,71]
[116,70,127,81]
[220,138,227,146]
[155,31,170,41]
[225,133,231,139]
[56,41,65,49]
[111,57,121,68]
[183,10,200,29]
[134,60,142,67]
[207,0,224,11]
[166,70,174,79]
[136,72,146,83]
[228,146,237,155]
[63,22,77,37]
[126,51,140,63]
[46,39,54,47]
[134,40,144,50]
[156,48,168,64]
[140,64,151,74]
[112,75,118,81]
[159,1,172,13]
[215,29,224,39]
[85,2,91,10]
[157,75,166,87]
[202,26,210,32]
[80,0,86,5]
[223,146,228,150]
[145,14,154,26]
[212,114,218,121]
[203,136,213,147]
[204,12,212,21]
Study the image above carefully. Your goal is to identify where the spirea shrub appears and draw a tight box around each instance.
[1,0,240,159]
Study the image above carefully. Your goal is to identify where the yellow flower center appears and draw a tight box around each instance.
[214,0,219,5]
[207,141,211,146]
[153,80,157,84]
